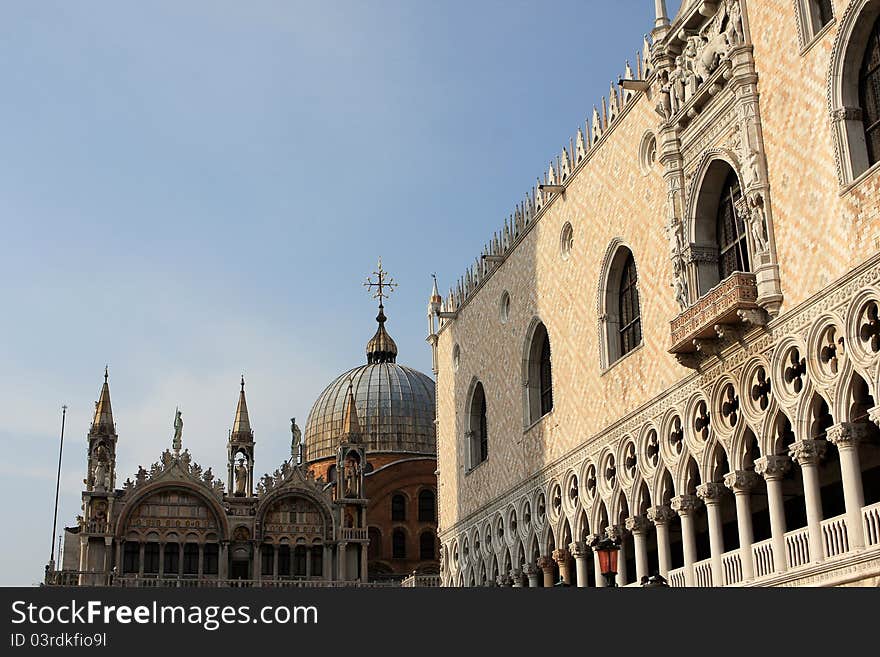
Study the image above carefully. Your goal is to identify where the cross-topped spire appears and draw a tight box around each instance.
[363,257,398,309]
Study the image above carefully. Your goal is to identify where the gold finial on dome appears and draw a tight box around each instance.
[364,258,399,364]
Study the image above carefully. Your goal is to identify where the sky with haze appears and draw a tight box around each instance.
[0,0,679,585]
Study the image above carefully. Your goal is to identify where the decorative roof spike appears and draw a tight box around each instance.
[591,106,602,145]
[340,379,361,441]
[602,96,609,129]
[91,367,115,435]
[231,375,253,440]
[561,146,572,180]
[608,83,619,123]
[643,35,653,77]
[547,161,557,186]
[576,128,587,163]
[623,61,635,103]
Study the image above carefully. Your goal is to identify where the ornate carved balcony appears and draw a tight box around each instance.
[669,272,764,355]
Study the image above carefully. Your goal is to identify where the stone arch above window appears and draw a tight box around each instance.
[830,0,880,185]
[467,380,488,470]
[522,321,553,425]
[690,159,751,296]
[598,241,643,368]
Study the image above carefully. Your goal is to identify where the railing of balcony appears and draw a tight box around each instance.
[821,514,850,559]
[752,538,775,579]
[339,528,368,541]
[694,559,713,587]
[864,501,880,547]
[785,527,811,569]
[722,551,743,586]
[667,567,686,587]
[400,574,442,588]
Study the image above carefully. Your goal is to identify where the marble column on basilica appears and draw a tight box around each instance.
[754,455,791,573]
[788,439,827,563]
[323,545,333,581]
[725,471,760,581]
[253,543,262,582]
[647,506,675,578]
[827,422,869,550]
[569,541,591,588]
[585,534,605,588]
[219,542,229,580]
[672,495,700,586]
[360,544,368,582]
[537,555,555,587]
[696,483,725,586]
[337,543,347,581]
[158,541,165,578]
[552,547,571,585]
[625,515,649,584]
[523,563,540,588]
[138,542,145,577]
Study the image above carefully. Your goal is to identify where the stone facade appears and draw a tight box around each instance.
[429,0,880,587]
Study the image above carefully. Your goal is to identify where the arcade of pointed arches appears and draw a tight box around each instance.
[442,288,880,586]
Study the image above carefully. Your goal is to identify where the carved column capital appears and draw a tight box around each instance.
[868,406,880,429]
[696,482,726,503]
[625,515,649,534]
[585,533,603,548]
[647,505,676,525]
[671,494,700,516]
[509,568,522,581]
[569,541,590,558]
[522,563,538,578]
[537,555,555,573]
[754,455,791,481]
[788,439,827,467]
[724,470,761,494]
[495,574,510,587]
[605,524,627,542]
[826,422,871,449]
[552,548,571,565]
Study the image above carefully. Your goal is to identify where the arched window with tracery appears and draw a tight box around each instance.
[861,15,880,167]
[467,382,488,469]
[716,169,749,281]
[525,321,554,423]
[618,252,642,357]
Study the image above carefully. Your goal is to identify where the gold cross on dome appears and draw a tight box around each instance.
[363,257,398,305]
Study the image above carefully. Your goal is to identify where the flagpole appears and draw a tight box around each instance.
[49,404,67,570]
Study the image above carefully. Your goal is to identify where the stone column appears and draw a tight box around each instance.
[789,439,827,563]
[510,569,523,588]
[138,542,145,577]
[696,483,725,586]
[827,422,869,550]
[586,533,605,587]
[552,548,572,585]
[671,495,700,587]
[253,543,262,582]
[323,545,333,582]
[359,544,368,582]
[272,546,279,579]
[569,541,591,588]
[755,455,791,574]
[197,544,204,578]
[158,542,165,578]
[219,542,228,580]
[725,471,760,581]
[537,555,555,587]
[523,563,540,588]
[337,543,347,581]
[606,525,627,586]
[626,516,650,584]
[647,506,675,578]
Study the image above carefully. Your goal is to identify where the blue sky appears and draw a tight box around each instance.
[0,1,673,585]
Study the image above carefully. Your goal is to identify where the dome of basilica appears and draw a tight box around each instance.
[304,304,436,462]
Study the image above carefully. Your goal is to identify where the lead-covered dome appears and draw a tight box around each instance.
[304,303,436,462]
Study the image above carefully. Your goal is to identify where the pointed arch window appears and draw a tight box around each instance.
[525,322,553,424]
[861,16,880,167]
[716,169,749,281]
[618,253,642,357]
[467,382,488,469]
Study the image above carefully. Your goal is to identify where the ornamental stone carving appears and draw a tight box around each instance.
[647,505,676,525]
[569,541,590,558]
[723,470,760,493]
[754,455,791,480]
[826,422,872,449]
[696,482,726,502]
[552,548,571,565]
[788,439,828,467]
[625,515,649,534]
[671,494,700,515]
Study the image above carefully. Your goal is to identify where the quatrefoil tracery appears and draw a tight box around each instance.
[859,302,880,353]
[669,417,684,455]
[784,348,807,394]
[819,326,842,375]
[646,430,660,467]
[624,443,637,477]
[694,400,711,441]
[751,367,771,411]
[720,385,739,428]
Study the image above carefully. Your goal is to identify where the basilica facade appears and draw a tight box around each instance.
[47,296,439,587]
[427,0,880,587]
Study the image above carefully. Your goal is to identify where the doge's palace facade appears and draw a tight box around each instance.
[427,0,880,587]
